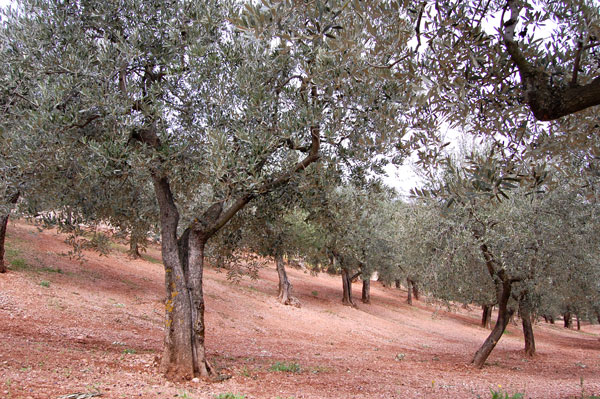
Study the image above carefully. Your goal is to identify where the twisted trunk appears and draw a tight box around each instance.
[276,253,299,307]
[341,268,357,308]
[472,279,514,368]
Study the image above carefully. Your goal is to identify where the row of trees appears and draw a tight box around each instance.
[1,0,599,380]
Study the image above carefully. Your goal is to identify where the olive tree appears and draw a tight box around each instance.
[1,0,413,380]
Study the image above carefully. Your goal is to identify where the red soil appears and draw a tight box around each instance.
[0,220,599,399]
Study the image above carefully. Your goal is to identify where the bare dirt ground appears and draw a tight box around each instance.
[1,220,599,399]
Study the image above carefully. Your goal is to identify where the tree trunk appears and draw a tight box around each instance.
[361,277,371,304]
[341,268,356,308]
[0,213,10,274]
[576,313,581,330]
[481,305,493,329]
[549,315,554,324]
[406,278,413,305]
[152,176,213,381]
[472,280,514,368]
[394,279,401,289]
[0,192,19,274]
[412,280,419,301]
[596,310,600,325]
[519,297,535,356]
[276,253,299,307]
[129,239,142,259]
[563,311,572,329]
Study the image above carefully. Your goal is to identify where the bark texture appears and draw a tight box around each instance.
[276,254,300,307]
[502,0,600,121]
[481,304,493,329]
[341,268,357,308]
[0,192,19,274]
[472,280,514,368]
[0,214,10,274]
[519,297,535,356]
[406,278,413,305]
[563,311,572,329]
[361,277,371,304]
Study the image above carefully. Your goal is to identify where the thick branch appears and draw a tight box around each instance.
[502,0,600,120]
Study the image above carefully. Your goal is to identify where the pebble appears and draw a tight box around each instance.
[192,377,200,383]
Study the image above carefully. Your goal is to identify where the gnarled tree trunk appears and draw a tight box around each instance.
[563,311,572,329]
[519,296,535,356]
[481,304,493,329]
[361,277,371,304]
[276,253,299,307]
[406,278,413,305]
[0,192,19,274]
[153,177,213,381]
[341,268,357,308]
[472,280,514,368]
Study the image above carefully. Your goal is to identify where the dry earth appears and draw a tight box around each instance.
[1,220,599,399]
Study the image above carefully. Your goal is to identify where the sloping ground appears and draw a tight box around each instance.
[0,220,599,399]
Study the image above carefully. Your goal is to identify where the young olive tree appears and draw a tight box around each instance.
[1,0,413,380]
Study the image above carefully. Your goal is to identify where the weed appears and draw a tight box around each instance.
[10,258,29,271]
[490,387,523,399]
[39,280,50,288]
[269,361,301,373]
[40,266,63,274]
[311,290,318,297]
[214,394,245,399]
[122,348,136,354]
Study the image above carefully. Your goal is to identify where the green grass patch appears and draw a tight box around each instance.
[269,361,301,373]
[10,258,29,271]
[214,394,245,399]
[39,280,50,288]
[490,388,523,399]
[142,254,162,265]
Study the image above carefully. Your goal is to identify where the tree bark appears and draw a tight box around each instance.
[576,313,581,331]
[276,253,299,307]
[502,0,600,121]
[406,278,413,305]
[129,239,142,259]
[0,192,20,274]
[472,280,514,368]
[519,297,535,356]
[153,176,213,381]
[361,277,371,304]
[481,304,493,329]
[341,268,357,308]
[564,311,572,329]
[412,280,419,301]
[394,279,401,289]
[0,213,10,274]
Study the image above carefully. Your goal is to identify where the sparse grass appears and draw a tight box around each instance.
[490,387,523,399]
[39,280,50,288]
[142,254,163,265]
[10,258,29,271]
[214,394,245,399]
[311,290,318,297]
[269,361,301,373]
[122,348,136,354]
